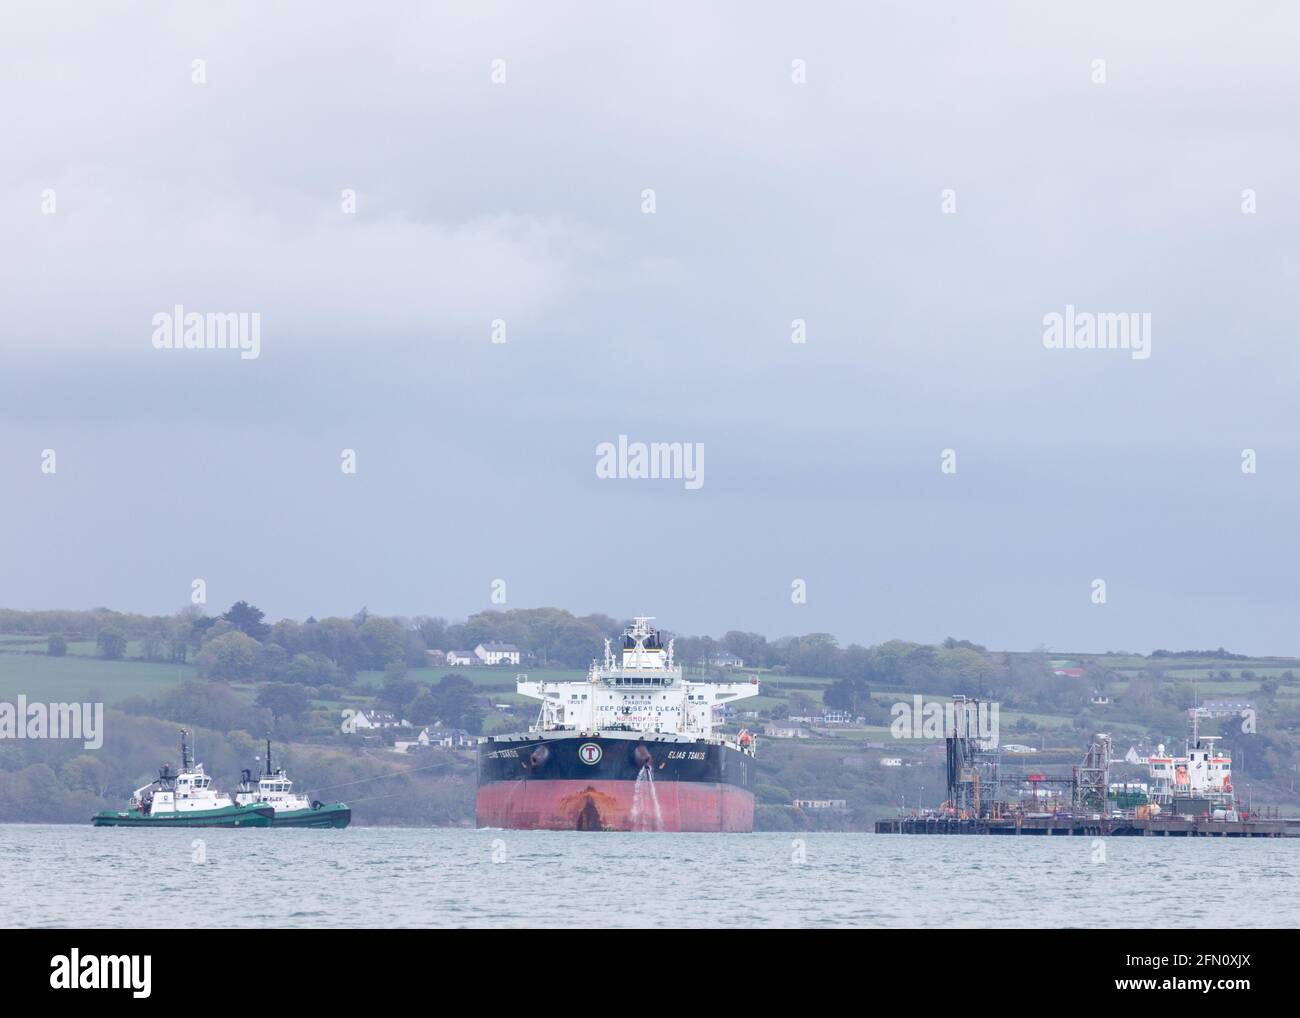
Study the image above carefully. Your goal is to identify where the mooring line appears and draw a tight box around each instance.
[304,759,458,795]
[330,790,414,807]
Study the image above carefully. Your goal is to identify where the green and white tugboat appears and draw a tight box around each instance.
[234,739,351,828]
[93,729,274,828]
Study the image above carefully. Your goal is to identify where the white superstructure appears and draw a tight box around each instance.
[234,740,315,815]
[130,729,237,816]
[517,617,759,745]
[1147,706,1236,810]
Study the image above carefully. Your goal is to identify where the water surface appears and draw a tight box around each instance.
[2,825,1296,928]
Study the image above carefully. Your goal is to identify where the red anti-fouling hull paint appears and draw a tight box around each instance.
[476,779,754,832]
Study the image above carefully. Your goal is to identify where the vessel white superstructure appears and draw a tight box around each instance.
[1146,707,1235,809]
[131,729,236,815]
[517,617,758,742]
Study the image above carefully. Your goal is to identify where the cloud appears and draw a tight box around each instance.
[3,2,1300,652]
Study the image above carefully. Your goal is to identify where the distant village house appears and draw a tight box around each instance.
[394,726,477,752]
[423,726,476,749]
[352,709,407,730]
[763,721,811,739]
[789,710,854,726]
[475,642,521,666]
[793,798,848,811]
[1199,700,1254,718]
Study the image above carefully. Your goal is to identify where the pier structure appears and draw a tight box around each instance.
[879,695,1297,837]
[876,812,1291,836]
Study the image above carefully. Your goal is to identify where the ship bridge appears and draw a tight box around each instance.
[516,617,759,745]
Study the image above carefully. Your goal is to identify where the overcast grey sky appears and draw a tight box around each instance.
[3,2,1299,653]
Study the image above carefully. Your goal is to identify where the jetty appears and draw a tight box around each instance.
[875,695,1300,838]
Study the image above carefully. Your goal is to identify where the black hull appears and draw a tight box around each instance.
[477,733,755,789]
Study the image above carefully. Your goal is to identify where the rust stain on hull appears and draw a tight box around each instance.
[558,785,620,830]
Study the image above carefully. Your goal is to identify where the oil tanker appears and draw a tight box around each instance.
[476,617,759,832]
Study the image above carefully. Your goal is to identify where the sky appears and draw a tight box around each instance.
[2,2,1299,654]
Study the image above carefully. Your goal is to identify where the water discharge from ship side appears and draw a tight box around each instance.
[629,743,664,832]
[631,765,664,832]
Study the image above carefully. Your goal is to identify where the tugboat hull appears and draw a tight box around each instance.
[270,803,352,828]
[477,734,755,832]
[92,803,275,828]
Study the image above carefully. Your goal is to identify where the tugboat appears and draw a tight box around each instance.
[477,616,760,832]
[93,729,274,828]
[234,739,351,828]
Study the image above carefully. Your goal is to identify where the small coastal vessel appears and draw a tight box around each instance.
[1144,705,1241,819]
[234,739,351,828]
[93,729,273,828]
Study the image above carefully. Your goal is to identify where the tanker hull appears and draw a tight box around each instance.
[476,734,755,832]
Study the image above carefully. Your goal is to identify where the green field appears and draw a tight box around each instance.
[0,637,165,658]
[0,651,196,704]
[353,666,583,690]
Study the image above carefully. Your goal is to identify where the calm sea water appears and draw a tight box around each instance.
[3,824,1298,928]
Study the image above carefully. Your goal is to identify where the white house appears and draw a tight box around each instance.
[446,650,476,666]
[793,798,848,811]
[1200,700,1254,718]
[474,642,521,666]
[395,726,477,752]
[352,709,407,730]
[709,652,744,669]
[791,711,852,726]
[428,727,476,749]
[763,721,811,739]
[879,757,903,768]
